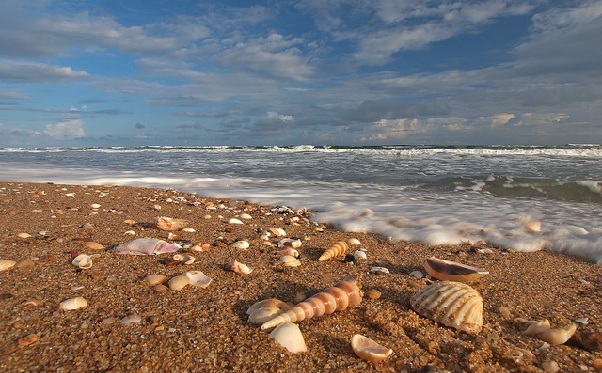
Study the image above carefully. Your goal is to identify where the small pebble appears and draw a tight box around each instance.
[542,360,559,373]
[367,289,382,300]
[593,358,602,371]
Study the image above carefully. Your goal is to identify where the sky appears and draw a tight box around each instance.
[1,0,601,147]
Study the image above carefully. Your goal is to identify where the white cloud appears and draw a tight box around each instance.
[267,111,293,122]
[44,119,86,139]
[0,61,88,83]
[489,113,516,127]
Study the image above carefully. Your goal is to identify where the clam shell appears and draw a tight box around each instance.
[185,271,212,288]
[280,255,301,267]
[269,322,308,354]
[0,260,17,272]
[155,216,189,231]
[59,296,88,310]
[423,257,489,282]
[168,275,190,291]
[410,281,483,335]
[143,274,168,286]
[351,334,393,363]
[86,242,105,250]
[230,240,250,249]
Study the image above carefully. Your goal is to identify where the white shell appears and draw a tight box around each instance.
[269,227,286,237]
[269,322,308,354]
[0,260,17,272]
[90,203,102,209]
[354,250,367,260]
[185,271,213,288]
[246,298,290,315]
[351,334,393,363]
[226,260,253,275]
[523,320,577,345]
[168,275,190,291]
[59,296,88,310]
[239,213,253,220]
[229,218,244,225]
[347,238,361,245]
[410,281,483,335]
[371,266,389,275]
[280,255,301,267]
[71,254,100,269]
[278,238,302,249]
[230,240,250,249]
[248,306,282,323]
[181,227,196,232]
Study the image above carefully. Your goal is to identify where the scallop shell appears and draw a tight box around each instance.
[143,274,169,286]
[185,271,212,288]
[319,241,348,261]
[269,322,308,354]
[260,275,363,330]
[225,260,253,275]
[59,296,88,310]
[155,216,189,231]
[423,257,489,282]
[0,259,17,272]
[523,320,577,345]
[351,334,393,363]
[168,275,190,291]
[410,281,483,335]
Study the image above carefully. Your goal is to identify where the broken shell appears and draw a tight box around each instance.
[269,322,308,354]
[354,250,367,260]
[230,240,250,250]
[168,275,190,291]
[173,254,196,265]
[229,218,244,225]
[269,227,286,237]
[85,242,105,250]
[225,260,253,275]
[347,238,361,245]
[278,238,302,249]
[280,255,301,267]
[155,216,189,231]
[123,219,136,225]
[239,213,253,220]
[167,232,180,241]
[17,232,32,239]
[59,296,88,310]
[523,320,577,345]
[248,306,283,324]
[371,266,390,275]
[319,241,348,261]
[410,281,483,335]
[190,243,211,252]
[181,227,196,232]
[274,247,299,258]
[0,259,17,272]
[71,254,100,269]
[246,298,291,315]
[143,274,169,286]
[90,203,101,209]
[261,275,362,330]
[124,230,136,235]
[22,299,42,307]
[351,334,393,363]
[121,314,142,325]
[114,238,181,255]
[423,257,489,282]
[185,271,212,288]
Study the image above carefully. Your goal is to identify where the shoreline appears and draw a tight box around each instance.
[0,181,600,372]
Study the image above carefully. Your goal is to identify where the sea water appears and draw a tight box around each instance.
[1,145,601,265]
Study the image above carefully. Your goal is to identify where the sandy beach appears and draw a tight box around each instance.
[0,181,600,372]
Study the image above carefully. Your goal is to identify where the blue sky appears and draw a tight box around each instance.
[1,0,601,147]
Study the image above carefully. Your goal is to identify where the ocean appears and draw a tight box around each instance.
[1,145,601,265]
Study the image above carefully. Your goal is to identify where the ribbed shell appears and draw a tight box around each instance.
[260,275,362,330]
[318,241,348,261]
[410,281,483,335]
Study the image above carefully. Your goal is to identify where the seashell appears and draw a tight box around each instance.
[168,275,190,291]
[23,299,41,307]
[319,241,348,261]
[354,250,367,260]
[261,275,363,330]
[274,247,299,258]
[423,257,489,282]
[230,240,250,250]
[278,238,302,249]
[86,242,105,250]
[247,298,291,315]
[239,213,253,220]
[154,216,189,231]
[371,266,390,275]
[124,230,136,235]
[410,281,483,335]
[17,232,32,239]
[181,227,196,232]
[190,243,211,252]
[269,322,308,354]
[143,274,168,286]
[248,307,283,324]
[114,238,181,255]
[225,260,253,275]
[0,259,17,271]
[123,219,136,225]
[351,334,393,363]
[229,218,244,225]
[409,270,423,278]
[121,314,142,325]
[90,203,101,209]
[269,227,286,237]
[59,296,88,310]
[280,255,301,267]
[71,254,100,269]
[185,271,212,288]
[523,320,577,345]
[167,232,180,241]
[173,254,195,265]
[347,238,361,246]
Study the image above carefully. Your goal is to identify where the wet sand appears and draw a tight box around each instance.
[0,181,600,372]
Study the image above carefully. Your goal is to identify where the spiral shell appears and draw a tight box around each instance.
[423,257,489,282]
[260,275,363,330]
[410,281,483,335]
[318,241,348,261]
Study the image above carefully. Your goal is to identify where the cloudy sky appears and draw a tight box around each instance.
[1,0,601,147]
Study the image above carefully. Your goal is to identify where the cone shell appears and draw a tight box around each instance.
[155,216,189,231]
[410,281,483,335]
[260,275,363,330]
[269,322,308,354]
[0,260,17,272]
[59,296,88,310]
[351,334,393,363]
[319,241,348,261]
[168,275,190,291]
[423,257,489,282]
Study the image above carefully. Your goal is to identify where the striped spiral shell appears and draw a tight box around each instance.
[410,281,483,335]
[260,275,363,330]
[318,241,348,261]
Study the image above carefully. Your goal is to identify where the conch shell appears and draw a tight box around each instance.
[318,241,348,261]
[260,275,363,330]
[523,320,577,345]
[410,281,483,335]
[114,238,181,255]
[155,216,189,231]
[423,257,489,282]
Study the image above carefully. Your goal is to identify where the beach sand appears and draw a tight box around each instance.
[0,181,600,372]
